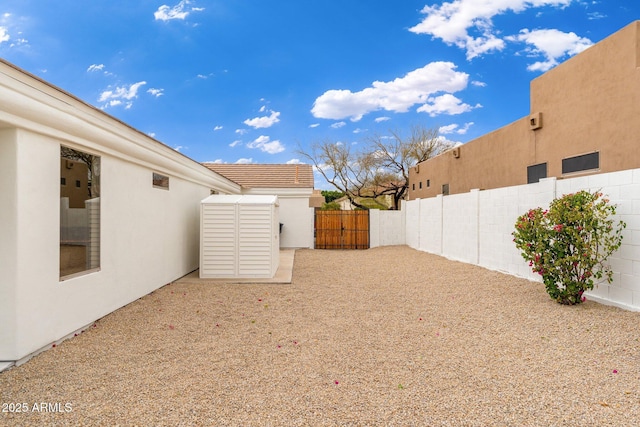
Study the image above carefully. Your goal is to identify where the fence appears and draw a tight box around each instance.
[315,210,369,249]
[372,169,640,311]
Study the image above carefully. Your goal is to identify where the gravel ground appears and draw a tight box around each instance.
[1,246,639,426]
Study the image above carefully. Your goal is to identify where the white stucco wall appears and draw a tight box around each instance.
[0,60,241,362]
[242,188,314,249]
[0,129,18,359]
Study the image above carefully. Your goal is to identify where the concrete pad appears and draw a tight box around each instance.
[0,361,15,372]
[175,249,295,285]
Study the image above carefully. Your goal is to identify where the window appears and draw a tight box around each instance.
[419,181,422,189]
[412,183,415,191]
[562,152,599,175]
[527,163,547,184]
[442,184,450,196]
[60,146,100,279]
[153,172,169,189]
[426,179,430,188]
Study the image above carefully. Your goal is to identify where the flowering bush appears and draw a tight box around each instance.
[513,190,626,305]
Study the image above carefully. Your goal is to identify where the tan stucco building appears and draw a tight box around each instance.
[59,157,89,209]
[409,21,640,200]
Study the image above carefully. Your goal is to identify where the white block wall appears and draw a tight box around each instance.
[370,210,406,247]
[400,172,640,311]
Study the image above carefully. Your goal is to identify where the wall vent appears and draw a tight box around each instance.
[452,147,460,158]
[65,160,74,169]
[530,112,543,130]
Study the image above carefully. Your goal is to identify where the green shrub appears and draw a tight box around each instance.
[512,190,625,305]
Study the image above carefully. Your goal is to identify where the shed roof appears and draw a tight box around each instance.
[203,164,314,189]
[201,194,278,205]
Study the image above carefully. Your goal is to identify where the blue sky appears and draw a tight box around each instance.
[1,1,638,188]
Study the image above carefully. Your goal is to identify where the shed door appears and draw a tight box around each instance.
[201,204,237,276]
[238,204,272,276]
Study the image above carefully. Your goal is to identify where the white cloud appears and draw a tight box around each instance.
[331,121,346,129]
[173,145,185,152]
[98,81,147,109]
[286,159,304,165]
[439,124,458,134]
[148,132,156,138]
[87,64,104,72]
[458,122,474,134]
[243,110,281,129]
[416,93,480,117]
[229,140,241,147]
[0,27,9,44]
[210,159,225,164]
[0,14,29,48]
[309,123,320,128]
[441,122,475,135]
[409,0,573,59]
[235,129,249,135]
[247,135,285,154]
[353,128,367,134]
[312,61,469,121]
[235,158,254,164]
[471,80,487,87]
[506,28,593,72]
[147,88,164,97]
[154,0,203,21]
[375,116,391,123]
[214,125,223,131]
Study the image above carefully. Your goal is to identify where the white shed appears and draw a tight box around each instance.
[200,194,280,279]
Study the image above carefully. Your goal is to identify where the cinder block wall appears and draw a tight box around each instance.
[401,169,640,311]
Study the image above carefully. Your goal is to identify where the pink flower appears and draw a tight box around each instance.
[553,224,563,232]
[613,369,618,374]
[169,325,175,330]
[334,380,339,385]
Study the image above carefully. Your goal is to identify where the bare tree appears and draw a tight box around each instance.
[298,125,451,210]
[298,140,371,210]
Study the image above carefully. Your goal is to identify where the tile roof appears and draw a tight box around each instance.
[203,163,314,189]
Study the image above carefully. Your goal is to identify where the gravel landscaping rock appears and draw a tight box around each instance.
[1,246,639,426]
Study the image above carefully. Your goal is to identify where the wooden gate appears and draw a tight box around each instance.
[315,210,369,249]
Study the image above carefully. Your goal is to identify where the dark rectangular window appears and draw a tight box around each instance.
[419,181,422,189]
[153,172,170,189]
[442,184,449,196]
[426,179,430,187]
[75,180,81,188]
[61,177,66,186]
[527,162,547,184]
[412,183,415,191]
[562,152,599,175]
